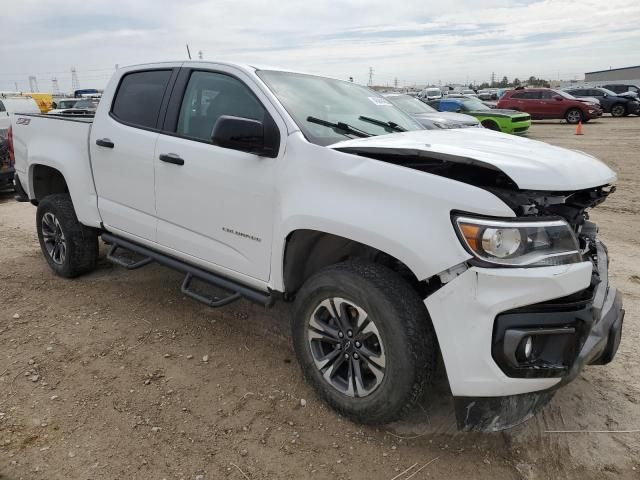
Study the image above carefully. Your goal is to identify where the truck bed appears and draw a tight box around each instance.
[12,111,101,228]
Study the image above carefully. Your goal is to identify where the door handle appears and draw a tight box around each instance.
[159,153,185,166]
[96,138,114,148]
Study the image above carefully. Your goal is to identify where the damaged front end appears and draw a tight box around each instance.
[454,187,625,431]
[334,135,624,432]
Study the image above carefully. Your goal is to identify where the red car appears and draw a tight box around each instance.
[497,88,602,124]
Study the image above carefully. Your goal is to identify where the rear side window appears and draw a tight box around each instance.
[112,70,172,129]
[510,91,526,99]
[521,91,541,99]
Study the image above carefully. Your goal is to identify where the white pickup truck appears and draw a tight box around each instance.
[10,61,625,431]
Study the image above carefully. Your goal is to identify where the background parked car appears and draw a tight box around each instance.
[72,98,100,112]
[564,87,639,117]
[383,93,480,129]
[419,87,443,101]
[497,88,602,124]
[50,98,79,111]
[429,96,531,134]
[477,89,498,100]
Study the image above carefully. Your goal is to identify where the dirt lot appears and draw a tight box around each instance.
[1,117,639,480]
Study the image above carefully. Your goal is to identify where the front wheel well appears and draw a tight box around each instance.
[31,165,68,202]
[282,229,427,298]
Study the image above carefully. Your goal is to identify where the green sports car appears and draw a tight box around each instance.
[428,97,531,135]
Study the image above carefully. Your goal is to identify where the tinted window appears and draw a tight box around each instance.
[510,91,526,99]
[0,101,5,112]
[177,71,266,142]
[588,89,603,97]
[112,70,172,129]
[521,91,542,99]
[541,90,556,99]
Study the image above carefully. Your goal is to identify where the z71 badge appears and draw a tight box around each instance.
[16,117,31,125]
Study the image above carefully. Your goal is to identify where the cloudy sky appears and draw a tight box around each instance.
[1,0,639,92]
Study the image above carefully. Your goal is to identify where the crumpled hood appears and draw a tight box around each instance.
[329,128,616,191]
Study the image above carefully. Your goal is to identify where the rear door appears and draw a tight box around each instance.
[519,91,543,117]
[539,90,561,118]
[90,68,178,241]
[153,66,285,282]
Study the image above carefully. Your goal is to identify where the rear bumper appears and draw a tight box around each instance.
[426,241,624,431]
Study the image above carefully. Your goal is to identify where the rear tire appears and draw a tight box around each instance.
[565,108,583,124]
[610,103,626,117]
[291,260,437,424]
[36,194,98,278]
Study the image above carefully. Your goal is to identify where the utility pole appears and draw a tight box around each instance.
[51,77,60,95]
[14,82,19,91]
[394,77,398,89]
[368,67,374,87]
[198,50,203,60]
[490,72,496,87]
[71,67,80,91]
[28,76,39,92]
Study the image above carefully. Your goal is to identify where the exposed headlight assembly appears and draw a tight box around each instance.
[454,216,582,267]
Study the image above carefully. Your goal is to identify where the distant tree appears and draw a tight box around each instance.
[499,76,509,87]
[513,78,521,87]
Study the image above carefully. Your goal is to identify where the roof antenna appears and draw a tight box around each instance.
[186,43,192,60]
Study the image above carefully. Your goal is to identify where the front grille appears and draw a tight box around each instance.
[513,126,529,132]
[512,115,530,123]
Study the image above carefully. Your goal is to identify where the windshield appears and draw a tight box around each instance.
[600,88,618,96]
[257,70,422,146]
[461,97,491,111]
[385,95,437,114]
[58,100,77,109]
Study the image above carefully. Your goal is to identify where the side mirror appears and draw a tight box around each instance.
[211,115,279,158]
[553,95,563,101]
[455,108,462,113]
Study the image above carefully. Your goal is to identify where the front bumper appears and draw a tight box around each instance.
[588,108,603,118]
[425,242,624,431]
[0,166,15,186]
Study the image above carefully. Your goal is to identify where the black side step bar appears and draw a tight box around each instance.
[102,233,273,307]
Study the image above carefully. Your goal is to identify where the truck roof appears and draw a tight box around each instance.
[118,60,335,80]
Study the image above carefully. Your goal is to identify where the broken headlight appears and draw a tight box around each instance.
[454,216,582,267]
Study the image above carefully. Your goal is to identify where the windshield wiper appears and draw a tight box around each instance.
[358,116,407,133]
[307,116,372,138]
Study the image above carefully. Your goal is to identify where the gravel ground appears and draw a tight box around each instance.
[0,116,638,479]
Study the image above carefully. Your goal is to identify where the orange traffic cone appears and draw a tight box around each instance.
[575,121,584,135]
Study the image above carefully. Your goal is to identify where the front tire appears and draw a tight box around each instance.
[610,103,626,117]
[565,108,583,124]
[291,260,437,424]
[36,194,98,278]
[481,119,500,131]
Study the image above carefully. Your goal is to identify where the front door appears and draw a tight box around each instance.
[90,68,177,241]
[154,68,282,281]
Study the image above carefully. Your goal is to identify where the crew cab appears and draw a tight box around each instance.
[497,88,602,123]
[10,61,625,431]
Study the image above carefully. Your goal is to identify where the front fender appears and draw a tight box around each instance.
[268,135,515,291]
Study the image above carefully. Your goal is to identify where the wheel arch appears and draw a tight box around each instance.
[30,164,69,203]
[281,229,423,296]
